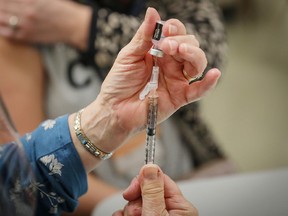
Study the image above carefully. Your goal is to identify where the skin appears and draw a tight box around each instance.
[0,38,45,135]
[113,164,198,216]
[0,7,221,215]
[0,0,91,50]
[70,7,221,172]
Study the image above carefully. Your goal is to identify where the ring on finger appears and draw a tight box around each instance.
[182,70,202,84]
[8,15,19,30]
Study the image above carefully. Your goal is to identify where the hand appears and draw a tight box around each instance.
[0,0,91,50]
[73,7,221,170]
[113,164,198,216]
[94,7,221,136]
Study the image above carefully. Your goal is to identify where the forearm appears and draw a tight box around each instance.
[59,1,92,51]
[0,38,45,135]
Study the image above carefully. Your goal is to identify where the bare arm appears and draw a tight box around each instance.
[0,37,45,135]
[0,0,92,50]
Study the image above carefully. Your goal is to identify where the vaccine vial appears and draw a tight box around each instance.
[150,21,165,58]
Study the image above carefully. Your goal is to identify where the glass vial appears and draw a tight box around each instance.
[149,21,165,58]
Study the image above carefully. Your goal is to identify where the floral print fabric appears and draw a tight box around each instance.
[0,115,87,216]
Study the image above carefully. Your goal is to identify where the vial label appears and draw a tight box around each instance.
[150,21,165,57]
[152,22,163,41]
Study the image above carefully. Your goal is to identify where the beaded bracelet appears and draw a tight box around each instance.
[74,109,112,160]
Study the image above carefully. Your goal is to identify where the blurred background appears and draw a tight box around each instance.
[202,0,288,172]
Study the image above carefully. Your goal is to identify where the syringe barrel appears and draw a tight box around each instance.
[145,93,158,164]
[145,134,156,164]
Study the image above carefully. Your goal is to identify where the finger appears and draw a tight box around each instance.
[163,174,199,215]
[0,2,25,37]
[118,7,160,61]
[162,18,186,36]
[161,41,207,78]
[161,35,200,55]
[0,16,24,40]
[138,164,167,216]
[179,43,207,77]
[123,200,142,216]
[123,176,141,201]
[0,1,23,14]
[163,173,183,197]
[112,210,124,216]
[0,26,14,37]
[0,11,13,26]
[0,12,20,38]
[186,68,221,104]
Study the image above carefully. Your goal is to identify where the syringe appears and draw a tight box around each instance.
[140,20,164,164]
[144,57,160,163]
[145,82,158,164]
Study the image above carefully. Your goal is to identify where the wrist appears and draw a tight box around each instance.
[74,109,113,160]
[78,96,129,154]
[64,2,92,50]
[69,98,129,171]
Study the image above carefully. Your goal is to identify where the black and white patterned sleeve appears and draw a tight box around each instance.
[78,3,143,79]
[93,8,141,70]
[147,0,227,71]
[81,0,226,78]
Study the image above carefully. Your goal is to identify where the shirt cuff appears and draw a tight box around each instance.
[21,115,87,212]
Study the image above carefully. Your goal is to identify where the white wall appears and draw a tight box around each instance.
[201,0,288,172]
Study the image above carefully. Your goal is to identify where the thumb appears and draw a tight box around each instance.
[119,7,161,60]
[139,164,167,216]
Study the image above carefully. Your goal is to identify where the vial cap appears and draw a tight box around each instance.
[149,48,164,57]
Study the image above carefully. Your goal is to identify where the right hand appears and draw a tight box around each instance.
[113,164,198,216]
[0,0,91,49]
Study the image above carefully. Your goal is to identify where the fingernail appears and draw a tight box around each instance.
[169,24,178,35]
[169,40,178,52]
[145,7,152,20]
[143,165,159,180]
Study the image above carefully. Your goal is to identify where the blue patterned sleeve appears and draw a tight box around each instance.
[20,115,88,216]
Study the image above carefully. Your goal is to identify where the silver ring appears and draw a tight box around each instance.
[8,15,19,30]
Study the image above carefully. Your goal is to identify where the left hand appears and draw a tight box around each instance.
[70,7,220,170]
[78,7,220,158]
